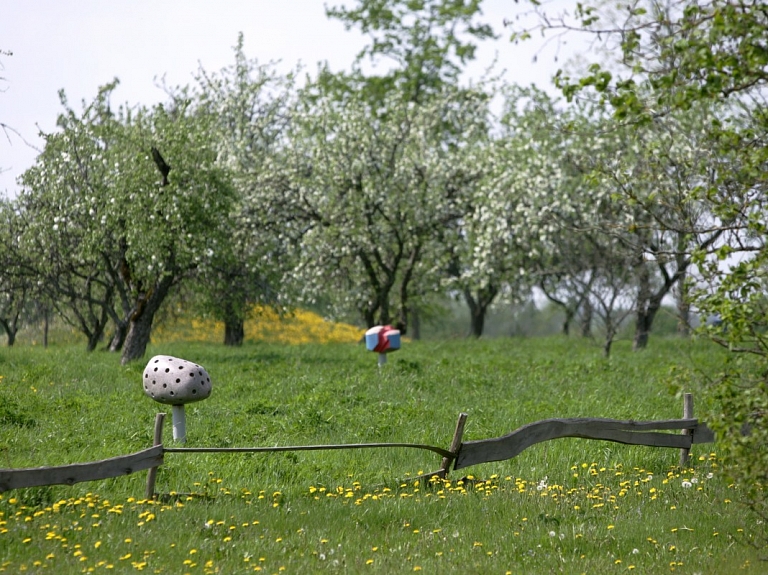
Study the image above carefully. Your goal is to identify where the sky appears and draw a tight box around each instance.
[0,0,581,198]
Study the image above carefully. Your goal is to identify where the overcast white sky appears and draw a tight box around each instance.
[1,0,581,198]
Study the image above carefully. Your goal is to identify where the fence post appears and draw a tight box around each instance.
[679,393,693,468]
[439,413,468,479]
[145,413,166,500]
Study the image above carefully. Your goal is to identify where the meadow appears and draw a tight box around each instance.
[0,325,764,573]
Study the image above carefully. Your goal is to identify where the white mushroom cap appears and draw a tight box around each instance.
[142,355,212,405]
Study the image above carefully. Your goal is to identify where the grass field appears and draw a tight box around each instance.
[0,336,763,573]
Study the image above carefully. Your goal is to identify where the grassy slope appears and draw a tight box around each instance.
[0,337,762,573]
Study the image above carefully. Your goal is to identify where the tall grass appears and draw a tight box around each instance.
[0,337,762,573]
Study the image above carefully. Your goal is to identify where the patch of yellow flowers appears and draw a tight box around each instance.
[153,305,363,345]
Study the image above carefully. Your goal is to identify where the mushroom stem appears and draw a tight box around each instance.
[378,353,387,367]
[172,405,187,443]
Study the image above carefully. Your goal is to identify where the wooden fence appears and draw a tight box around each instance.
[0,393,714,498]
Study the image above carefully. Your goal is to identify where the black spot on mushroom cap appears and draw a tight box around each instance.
[165,368,170,373]
[192,389,197,394]
[144,373,148,378]
[154,359,159,363]
[169,391,174,396]
[163,383,167,388]
[154,367,158,372]
[176,378,180,383]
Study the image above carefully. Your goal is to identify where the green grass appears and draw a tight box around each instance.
[0,337,763,573]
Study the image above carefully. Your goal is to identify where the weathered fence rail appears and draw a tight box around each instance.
[454,417,714,470]
[0,393,714,497]
[0,446,163,493]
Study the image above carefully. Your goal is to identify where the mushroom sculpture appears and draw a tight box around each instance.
[364,325,401,366]
[142,355,212,443]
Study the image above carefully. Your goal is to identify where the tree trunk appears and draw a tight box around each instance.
[81,304,110,352]
[559,306,573,336]
[224,319,245,346]
[466,295,485,338]
[675,265,690,337]
[121,274,175,365]
[633,260,653,351]
[393,244,422,337]
[221,295,246,346]
[676,291,690,336]
[363,308,377,329]
[378,297,391,327]
[86,331,103,352]
[108,320,128,352]
[633,231,696,349]
[410,307,421,341]
[633,258,681,350]
[120,146,180,364]
[43,311,49,348]
[1,321,16,347]
[580,298,593,338]
[0,315,20,347]
[121,313,154,364]
[634,315,651,350]
[537,281,580,336]
[634,299,663,350]
[603,335,613,358]
[464,285,498,338]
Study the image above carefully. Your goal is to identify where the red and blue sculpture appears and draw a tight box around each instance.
[364,325,401,366]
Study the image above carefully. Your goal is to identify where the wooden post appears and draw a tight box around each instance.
[145,413,166,500]
[679,393,693,468]
[439,413,468,479]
